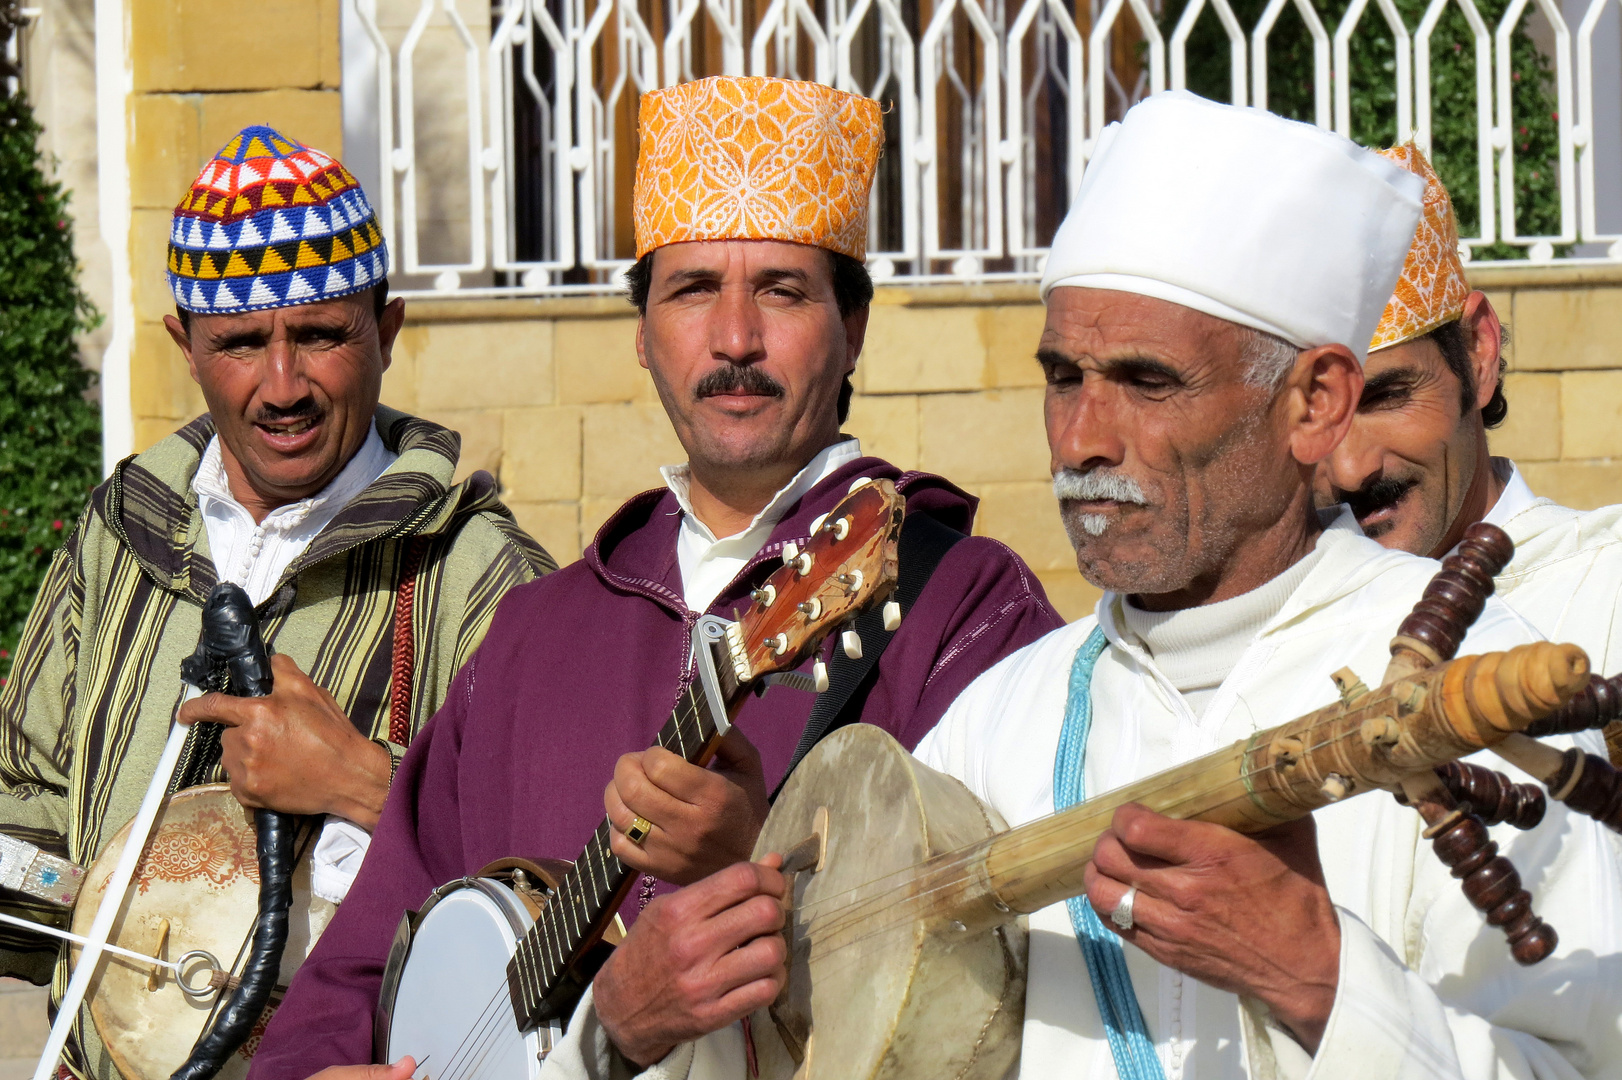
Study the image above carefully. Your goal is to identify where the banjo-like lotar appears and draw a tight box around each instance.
[743,523,1622,1079]
[377,478,910,1078]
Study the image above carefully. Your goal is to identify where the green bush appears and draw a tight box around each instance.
[1161,0,1564,258]
[0,83,101,685]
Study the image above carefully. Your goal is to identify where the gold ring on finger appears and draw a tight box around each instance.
[625,815,654,846]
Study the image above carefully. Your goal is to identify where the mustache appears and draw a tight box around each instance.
[694,365,785,400]
[253,400,323,426]
[1334,475,1417,519]
[1052,468,1149,506]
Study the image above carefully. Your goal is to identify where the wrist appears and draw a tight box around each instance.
[1264,913,1341,1054]
[331,739,394,829]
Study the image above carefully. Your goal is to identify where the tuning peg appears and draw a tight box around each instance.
[810,513,829,533]
[751,583,776,608]
[848,476,873,493]
[841,628,863,660]
[1525,672,1622,737]
[1398,762,1546,830]
[1397,772,1557,965]
[782,541,799,564]
[883,600,902,632]
[812,657,829,693]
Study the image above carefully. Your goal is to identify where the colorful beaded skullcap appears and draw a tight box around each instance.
[167,126,388,315]
[633,76,884,260]
[1369,144,1471,352]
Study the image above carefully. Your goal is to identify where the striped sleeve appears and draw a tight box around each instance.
[0,516,89,976]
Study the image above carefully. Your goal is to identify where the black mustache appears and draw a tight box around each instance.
[253,401,323,426]
[694,366,785,400]
[1335,475,1417,519]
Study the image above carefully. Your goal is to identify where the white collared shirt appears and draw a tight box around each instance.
[660,437,863,613]
[190,421,397,904]
[192,423,397,606]
[1480,455,1537,530]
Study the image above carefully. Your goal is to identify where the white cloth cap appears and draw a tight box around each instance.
[1040,91,1425,360]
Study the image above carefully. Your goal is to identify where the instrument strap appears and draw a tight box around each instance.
[772,511,965,799]
[1055,626,1168,1080]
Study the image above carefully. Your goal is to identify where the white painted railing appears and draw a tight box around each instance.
[340,0,1622,297]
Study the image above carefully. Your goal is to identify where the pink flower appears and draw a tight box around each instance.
[52,519,62,530]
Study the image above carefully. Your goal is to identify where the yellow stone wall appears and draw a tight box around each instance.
[353,268,1621,622]
[124,0,343,451]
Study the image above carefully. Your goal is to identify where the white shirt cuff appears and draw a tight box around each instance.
[309,816,372,905]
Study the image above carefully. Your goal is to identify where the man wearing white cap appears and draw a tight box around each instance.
[497,91,1622,1080]
[913,92,1622,1079]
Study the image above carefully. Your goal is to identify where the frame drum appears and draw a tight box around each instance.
[70,786,333,1080]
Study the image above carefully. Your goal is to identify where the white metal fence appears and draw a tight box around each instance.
[340,0,1622,297]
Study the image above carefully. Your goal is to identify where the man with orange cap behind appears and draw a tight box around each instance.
[249,76,1061,1079]
[1315,146,1622,761]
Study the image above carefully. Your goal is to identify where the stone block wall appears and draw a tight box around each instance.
[291,268,1605,621]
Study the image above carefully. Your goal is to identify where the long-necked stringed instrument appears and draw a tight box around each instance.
[743,524,1622,1080]
[376,478,908,1078]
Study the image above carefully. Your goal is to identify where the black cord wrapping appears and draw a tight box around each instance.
[171,583,300,1080]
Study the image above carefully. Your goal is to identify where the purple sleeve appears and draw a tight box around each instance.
[247,659,479,1078]
[869,535,1065,751]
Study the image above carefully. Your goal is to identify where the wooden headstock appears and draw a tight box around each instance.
[725,478,905,683]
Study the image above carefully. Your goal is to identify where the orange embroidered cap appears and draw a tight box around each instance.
[632,76,884,260]
[1369,144,1471,352]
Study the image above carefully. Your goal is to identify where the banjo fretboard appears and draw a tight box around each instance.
[506,675,731,1028]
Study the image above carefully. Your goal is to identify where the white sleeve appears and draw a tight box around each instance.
[536,986,745,1080]
[309,816,372,905]
[1242,780,1622,1080]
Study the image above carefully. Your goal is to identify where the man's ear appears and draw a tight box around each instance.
[636,316,648,371]
[1285,344,1363,467]
[1459,291,1502,411]
[376,297,407,373]
[843,305,869,375]
[164,313,201,384]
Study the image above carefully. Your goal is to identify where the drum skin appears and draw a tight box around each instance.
[747,724,1027,1080]
[385,879,545,1079]
[71,786,334,1080]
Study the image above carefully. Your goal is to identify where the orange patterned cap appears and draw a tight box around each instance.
[633,76,884,260]
[1369,144,1471,352]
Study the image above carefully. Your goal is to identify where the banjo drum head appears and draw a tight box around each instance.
[71,785,334,1080]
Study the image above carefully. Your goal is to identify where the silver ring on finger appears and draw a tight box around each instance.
[1110,886,1138,931]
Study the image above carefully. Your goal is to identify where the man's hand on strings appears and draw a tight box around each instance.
[1083,803,1341,1054]
[179,653,392,828]
[594,855,788,1068]
[605,728,771,885]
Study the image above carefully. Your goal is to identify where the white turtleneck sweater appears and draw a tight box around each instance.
[1117,544,1323,718]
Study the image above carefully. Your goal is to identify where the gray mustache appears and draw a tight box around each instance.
[1052,468,1148,505]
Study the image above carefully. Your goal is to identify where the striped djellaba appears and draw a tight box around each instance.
[0,407,553,1075]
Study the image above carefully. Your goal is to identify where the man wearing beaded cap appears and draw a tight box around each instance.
[250,75,1061,1079]
[1316,145,1622,763]
[0,126,553,1075]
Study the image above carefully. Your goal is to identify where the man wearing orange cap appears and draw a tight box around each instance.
[1315,146,1622,760]
[250,76,1060,1079]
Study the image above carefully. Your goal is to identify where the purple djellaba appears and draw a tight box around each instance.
[249,456,1062,1074]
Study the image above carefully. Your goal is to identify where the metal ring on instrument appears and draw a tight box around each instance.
[175,950,225,999]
